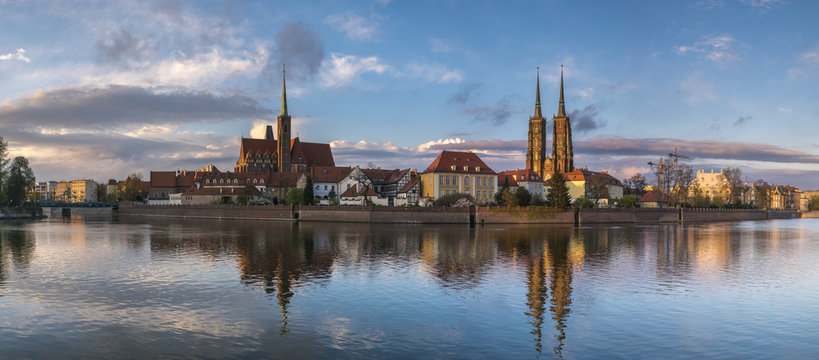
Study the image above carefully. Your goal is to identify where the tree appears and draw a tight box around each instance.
[515,186,531,207]
[616,195,638,208]
[302,177,315,205]
[722,167,744,205]
[328,188,339,205]
[6,156,35,206]
[574,197,595,208]
[546,172,572,209]
[285,188,303,205]
[810,195,819,211]
[501,188,518,207]
[623,173,647,197]
[495,177,511,205]
[434,192,474,207]
[586,176,609,202]
[754,180,771,209]
[122,173,147,202]
[529,194,547,206]
[96,183,108,202]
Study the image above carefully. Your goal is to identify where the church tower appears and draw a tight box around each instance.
[277,65,292,173]
[552,66,574,175]
[526,68,548,179]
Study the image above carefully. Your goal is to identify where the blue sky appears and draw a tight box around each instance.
[1,0,817,188]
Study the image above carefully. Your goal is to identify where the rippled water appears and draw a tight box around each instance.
[1,216,818,359]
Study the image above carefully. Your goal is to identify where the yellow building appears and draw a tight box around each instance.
[54,180,98,202]
[420,150,498,204]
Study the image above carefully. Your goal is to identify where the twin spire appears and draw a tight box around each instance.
[281,64,289,117]
[533,65,567,118]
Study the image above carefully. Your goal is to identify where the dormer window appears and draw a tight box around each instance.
[260,179,264,183]
[234,179,238,184]
[206,179,210,184]
[220,179,224,184]
[463,166,468,171]
[476,167,481,172]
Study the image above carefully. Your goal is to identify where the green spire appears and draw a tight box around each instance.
[557,65,566,117]
[534,67,542,118]
[281,64,288,117]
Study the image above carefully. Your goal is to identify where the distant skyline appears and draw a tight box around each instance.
[1,0,817,188]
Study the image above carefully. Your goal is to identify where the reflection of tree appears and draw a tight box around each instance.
[547,234,573,357]
[419,227,495,289]
[2,228,35,270]
[525,246,548,355]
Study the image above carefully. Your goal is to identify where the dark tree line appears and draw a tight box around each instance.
[0,137,36,206]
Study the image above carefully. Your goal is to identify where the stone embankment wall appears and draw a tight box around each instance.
[477,207,802,224]
[803,211,819,218]
[298,205,470,224]
[476,207,574,224]
[118,204,294,221]
[0,207,43,220]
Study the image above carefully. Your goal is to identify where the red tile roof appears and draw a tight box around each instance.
[311,166,352,183]
[361,168,410,185]
[184,184,261,196]
[150,171,177,187]
[499,169,542,184]
[638,190,667,203]
[421,150,496,175]
[565,169,623,186]
[498,173,518,187]
[239,137,335,168]
[340,184,377,198]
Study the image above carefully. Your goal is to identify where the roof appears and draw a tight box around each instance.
[107,179,118,185]
[340,184,377,198]
[565,169,623,186]
[311,166,353,183]
[498,173,518,187]
[638,191,667,203]
[499,169,542,183]
[360,168,410,185]
[184,184,261,196]
[398,178,419,193]
[150,171,177,187]
[238,136,335,167]
[421,150,496,175]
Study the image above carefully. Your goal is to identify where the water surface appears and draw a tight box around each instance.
[1,217,818,359]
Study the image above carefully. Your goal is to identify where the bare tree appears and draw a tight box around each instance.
[721,167,744,205]
[623,173,647,197]
[753,179,770,209]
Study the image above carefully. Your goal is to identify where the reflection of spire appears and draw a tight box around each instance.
[525,246,549,355]
[547,233,573,357]
[276,251,293,335]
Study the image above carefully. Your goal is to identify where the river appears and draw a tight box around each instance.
[1,217,818,359]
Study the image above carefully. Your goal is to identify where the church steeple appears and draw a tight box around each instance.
[534,67,542,118]
[557,65,566,117]
[281,64,288,116]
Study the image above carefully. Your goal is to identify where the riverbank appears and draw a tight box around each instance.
[117,204,803,225]
[0,207,44,220]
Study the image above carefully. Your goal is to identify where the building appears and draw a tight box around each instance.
[34,181,57,200]
[690,169,730,201]
[235,67,334,174]
[638,191,668,208]
[526,66,573,180]
[149,170,196,200]
[564,168,624,204]
[310,166,353,200]
[419,150,498,204]
[106,179,120,201]
[395,178,421,206]
[770,185,799,210]
[498,169,545,198]
[51,180,98,202]
[339,184,383,206]
[181,184,262,205]
[360,168,412,206]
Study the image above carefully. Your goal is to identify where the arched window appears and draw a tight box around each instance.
[260,179,264,184]
[206,179,210,184]
[234,179,238,184]
[253,179,257,184]
[220,179,224,184]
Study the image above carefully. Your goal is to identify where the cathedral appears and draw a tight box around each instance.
[526,66,574,179]
[235,67,335,173]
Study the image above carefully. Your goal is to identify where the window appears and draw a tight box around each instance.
[206,179,210,184]
[331,185,335,191]
[453,177,457,186]
[316,185,320,190]
[489,178,493,187]
[324,185,328,190]
[482,177,487,186]
[234,179,238,184]
[253,179,257,184]
[464,176,469,187]
[260,179,264,183]
[463,166,468,171]
[220,179,224,184]
[451,165,456,171]
[439,189,443,197]
[465,190,470,194]
[446,176,450,185]
[476,166,481,172]
[446,190,450,195]
[440,176,444,185]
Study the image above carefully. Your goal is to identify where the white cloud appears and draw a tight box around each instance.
[741,0,783,9]
[249,117,311,139]
[330,139,400,152]
[402,63,464,83]
[416,138,467,152]
[788,46,819,79]
[320,53,390,88]
[679,73,717,106]
[324,12,379,40]
[429,38,454,53]
[0,48,31,63]
[675,34,746,64]
[778,107,792,114]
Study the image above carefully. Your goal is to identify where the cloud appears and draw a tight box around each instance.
[575,137,819,164]
[95,27,152,67]
[402,63,463,83]
[675,34,746,64]
[740,0,783,9]
[0,48,31,63]
[733,115,752,127]
[429,38,454,53]
[448,83,481,105]
[570,104,606,134]
[324,12,379,40]
[266,22,325,81]
[678,73,717,106]
[463,96,512,126]
[689,0,726,10]
[778,107,792,114]
[0,85,272,130]
[788,46,819,79]
[319,53,389,88]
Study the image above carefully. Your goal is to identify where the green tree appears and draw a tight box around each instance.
[302,177,315,205]
[6,156,35,206]
[514,186,531,207]
[810,196,819,211]
[529,193,547,206]
[494,176,511,205]
[616,195,638,208]
[328,188,338,205]
[546,172,572,209]
[434,192,474,207]
[122,173,147,202]
[574,197,596,208]
[722,167,744,205]
[285,188,304,205]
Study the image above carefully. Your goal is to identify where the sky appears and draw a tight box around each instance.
[1,0,818,188]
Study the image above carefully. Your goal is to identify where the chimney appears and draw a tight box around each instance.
[265,125,274,140]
